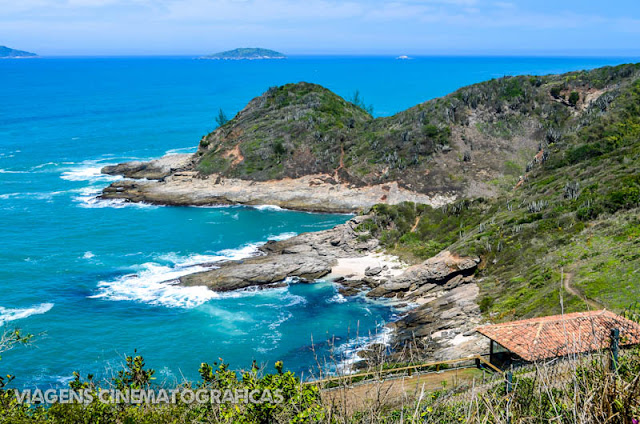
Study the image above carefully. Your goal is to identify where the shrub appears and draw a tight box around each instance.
[568,91,580,106]
[550,85,564,99]
[479,296,494,312]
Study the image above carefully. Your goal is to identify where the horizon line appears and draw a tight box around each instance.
[12,52,640,59]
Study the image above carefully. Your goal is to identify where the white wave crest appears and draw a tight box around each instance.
[60,164,120,183]
[30,162,61,171]
[71,186,157,209]
[89,262,220,308]
[217,243,264,260]
[251,205,284,211]
[165,146,197,155]
[90,242,263,308]
[334,325,394,373]
[0,191,68,201]
[267,232,297,241]
[0,169,29,174]
[327,293,347,304]
[0,303,54,326]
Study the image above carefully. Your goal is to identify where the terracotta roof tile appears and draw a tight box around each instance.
[476,310,640,362]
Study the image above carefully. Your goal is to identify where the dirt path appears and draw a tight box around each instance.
[410,216,421,232]
[563,271,602,309]
[321,368,483,415]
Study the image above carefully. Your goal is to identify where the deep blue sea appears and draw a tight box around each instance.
[1,55,637,387]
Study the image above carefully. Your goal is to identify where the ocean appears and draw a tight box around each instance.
[1,55,636,387]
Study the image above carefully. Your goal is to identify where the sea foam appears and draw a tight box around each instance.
[59,160,121,183]
[0,303,54,326]
[89,240,272,308]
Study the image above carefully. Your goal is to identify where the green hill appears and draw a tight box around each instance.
[196,64,640,202]
[353,63,640,319]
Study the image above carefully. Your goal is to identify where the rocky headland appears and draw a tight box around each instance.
[174,213,486,361]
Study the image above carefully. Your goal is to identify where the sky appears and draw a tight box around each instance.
[1,0,640,56]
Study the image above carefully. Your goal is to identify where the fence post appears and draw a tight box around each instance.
[505,371,513,394]
[610,328,620,373]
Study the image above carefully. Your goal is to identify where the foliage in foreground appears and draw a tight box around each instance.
[1,337,639,423]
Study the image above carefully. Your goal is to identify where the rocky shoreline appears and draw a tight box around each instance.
[99,156,484,363]
[175,214,485,363]
[99,155,456,213]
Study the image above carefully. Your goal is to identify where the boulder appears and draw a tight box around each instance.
[364,266,382,276]
[367,251,479,298]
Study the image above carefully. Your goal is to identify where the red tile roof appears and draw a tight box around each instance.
[476,310,640,362]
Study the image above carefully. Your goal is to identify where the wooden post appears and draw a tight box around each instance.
[610,328,620,373]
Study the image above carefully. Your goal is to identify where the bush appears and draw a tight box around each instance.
[605,185,640,212]
[479,296,494,312]
[550,85,563,99]
[568,91,580,106]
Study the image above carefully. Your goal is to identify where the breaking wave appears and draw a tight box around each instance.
[0,303,54,326]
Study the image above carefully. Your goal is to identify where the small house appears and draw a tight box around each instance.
[476,310,640,369]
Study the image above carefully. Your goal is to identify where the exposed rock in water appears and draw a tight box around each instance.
[181,253,332,291]
[101,154,192,180]
[180,215,379,291]
[349,250,486,361]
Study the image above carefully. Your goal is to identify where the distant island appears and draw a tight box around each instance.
[200,48,286,60]
[0,45,37,58]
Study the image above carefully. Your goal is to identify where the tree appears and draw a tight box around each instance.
[215,108,229,127]
[349,90,374,115]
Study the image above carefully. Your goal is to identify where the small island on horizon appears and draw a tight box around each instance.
[0,45,37,58]
[199,47,286,60]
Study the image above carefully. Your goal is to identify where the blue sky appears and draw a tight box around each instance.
[1,0,640,56]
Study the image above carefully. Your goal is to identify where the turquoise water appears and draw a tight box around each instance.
[1,56,637,387]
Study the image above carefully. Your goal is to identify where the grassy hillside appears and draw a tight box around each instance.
[357,64,640,319]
